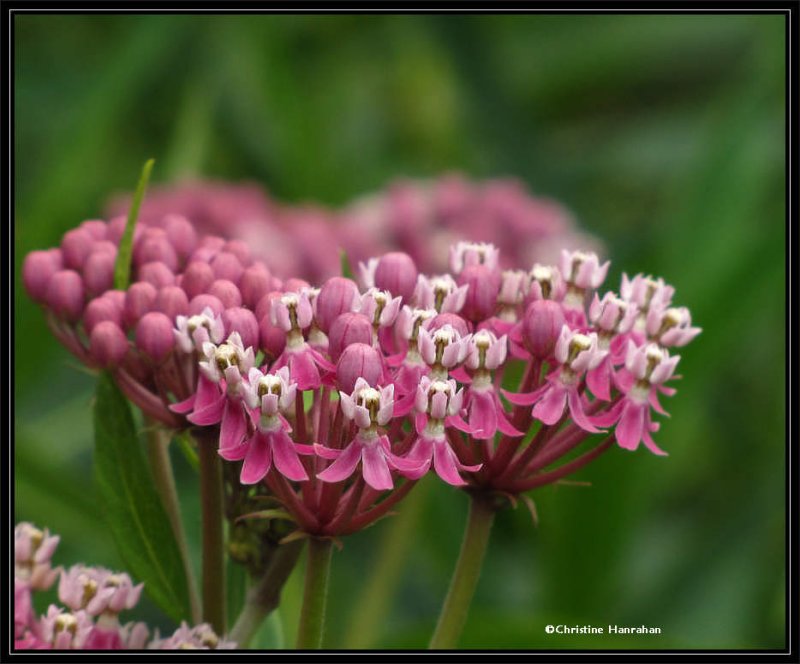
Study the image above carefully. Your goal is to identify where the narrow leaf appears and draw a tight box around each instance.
[235,509,294,524]
[114,158,155,290]
[93,372,190,621]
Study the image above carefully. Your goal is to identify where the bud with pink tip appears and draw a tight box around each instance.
[328,312,373,362]
[189,294,225,316]
[208,279,242,308]
[61,228,95,270]
[211,252,244,284]
[89,321,129,367]
[79,219,108,240]
[105,216,127,244]
[45,270,85,322]
[134,229,178,271]
[362,252,419,301]
[155,286,190,320]
[22,249,63,303]
[284,277,311,293]
[136,312,175,362]
[137,261,176,288]
[429,312,469,337]
[458,264,501,322]
[84,295,124,334]
[92,240,118,256]
[82,251,116,297]
[336,342,383,393]
[123,282,157,328]
[163,214,197,259]
[521,299,565,359]
[239,264,272,308]
[222,307,259,350]
[315,277,360,333]
[224,239,252,265]
[181,261,215,299]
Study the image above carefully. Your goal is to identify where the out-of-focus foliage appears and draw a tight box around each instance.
[14,14,785,649]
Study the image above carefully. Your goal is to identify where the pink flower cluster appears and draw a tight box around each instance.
[14,523,234,650]
[106,175,598,283]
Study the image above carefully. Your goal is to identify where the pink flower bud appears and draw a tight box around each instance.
[84,295,124,333]
[285,277,311,293]
[22,249,62,302]
[328,312,373,362]
[136,312,175,362]
[155,286,190,320]
[89,321,129,367]
[134,229,178,271]
[79,219,108,240]
[45,270,85,322]
[210,252,244,284]
[458,264,500,322]
[91,240,118,256]
[181,261,215,299]
[223,240,252,265]
[316,277,360,333]
[239,264,272,309]
[255,291,283,321]
[222,307,259,350]
[209,279,242,308]
[429,312,468,338]
[189,294,225,316]
[373,252,418,301]
[521,299,565,359]
[123,281,158,328]
[61,228,95,270]
[259,312,287,359]
[163,214,197,259]
[137,261,176,288]
[82,251,116,297]
[336,342,383,394]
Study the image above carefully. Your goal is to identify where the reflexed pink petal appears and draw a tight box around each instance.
[449,366,471,383]
[468,390,497,440]
[567,388,602,433]
[313,443,341,460]
[294,442,317,455]
[642,424,668,456]
[586,358,612,401]
[404,436,434,479]
[317,440,363,483]
[447,414,474,434]
[271,430,309,481]
[393,391,416,417]
[219,442,249,461]
[187,392,226,425]
[219,401,247,451]
[169,393,196,414]
[501,385,544,406]
[591,399,625,427]
[532,385,567,425]
[290,349,321,390]
[361,444,394,491]
[432,442,467,486]
[616,402,645,451]
[494,394,523,437]
[648,389,669,416]
[240,432,272,484]
[308,346,336,373]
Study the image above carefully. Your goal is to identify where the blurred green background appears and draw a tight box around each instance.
[14,14,785,649]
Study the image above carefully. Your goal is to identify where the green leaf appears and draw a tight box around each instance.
[252,610,284,649]
[93,372,190,621]
[339,248,355,280]
[113,158,154,290]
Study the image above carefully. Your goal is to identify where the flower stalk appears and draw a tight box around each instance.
[295,538,334,649]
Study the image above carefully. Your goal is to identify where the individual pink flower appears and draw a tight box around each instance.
[15,523,61,639]
[223,367,311,484]
[173,306,226,354]
[405,377,481,486]
[316,379,423,490]
[357,287,402,330]
[148,622,236,650]
[417,323,471,380]
[449,241,500,275]
[585,292,638,400]
[390,306,436,416]
[496,269,530,321]
[187,332,255,451]
[559,249,610,291]
[37,606,93,650]
[413,273,469,314]
[592,341,681,455]
[621,273,675,332]
[527,264,565,302]
[460,330,522,440]
[505,326,607,432]
[645,304,702,347]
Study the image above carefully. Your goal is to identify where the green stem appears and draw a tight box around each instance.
[230,541,304,648]
[429,494,496,650]
[295,538,334,649]
[197,430,226,635]
[145,424,201,624]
